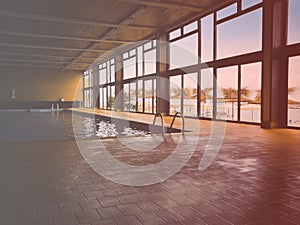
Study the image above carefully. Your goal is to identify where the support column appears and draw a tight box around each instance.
[115,55,123,111]
[156,29,169,115]
[261,0,289,128]
[92,66,99,109]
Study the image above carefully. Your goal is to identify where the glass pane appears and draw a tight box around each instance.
[123,52,128,59]
[240,62,262,123]
[144,41,152,51]
[130,82,137,112]
[103,87,107,109]
[169,28,181,40]
[217,9,262,59]
[130,82,136,112]
[288,56,300,127]
[288,0,300,44]
[170,75,182,114]
[123,57,136,80]
[217,66,238,121]
[89,70,93,86]
[107,87,111,109]
[200,68,214,118]
[217,3,237,20]
[201,14,214,62]
[137,80,143,112]
[84,76,88,88]
[183,73,198,117]
[170,33,198,69]
[183,21,198,34]
[153,79,157,113]
[110,86,115,110]
[123,83,130,111]
[89,89,93,108]
[129,49,136,57]
[242,0,262,10]
[99,68,107,85]
[144,49,156,75]
[99,88,103,109]
[110,64,115,83]
[144,79,153,113]
[137,46,143,77]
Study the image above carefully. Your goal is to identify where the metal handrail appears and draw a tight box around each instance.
[170,112,185,134]
[152,112,165,136]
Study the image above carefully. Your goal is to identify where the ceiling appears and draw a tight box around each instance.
[0,0,231,72]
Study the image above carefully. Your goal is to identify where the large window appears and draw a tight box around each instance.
[200,68,214,118]
[99,86,115,110]
[84,89,93,108]
[83,69,93,108]
[123,78,156,114]
[98,59,116,110]
[183,73,198,117]
[170,75,182,114]
[217,8,262,59]
[83,69,93,88]
[288,56,300,127]
[288,0,300,45]
[169,21,198,69]
[170,73,198,117]
[217,66,238,121]
[123,40,156,80]
[122,41,157,113]
[99,59,115,85]
[216,63,262,122]
[240,62,261,123]
[201,14,214,63]
[168,1,263,123]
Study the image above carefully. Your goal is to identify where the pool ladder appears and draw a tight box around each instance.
[152,112,165,136]
[170,112,185,135]
[152,112,185,136]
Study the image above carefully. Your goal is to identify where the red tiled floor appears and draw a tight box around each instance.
[1,115,300,225]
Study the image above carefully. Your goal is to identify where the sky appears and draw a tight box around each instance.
[122,0,300,102]
[176,0,300,102]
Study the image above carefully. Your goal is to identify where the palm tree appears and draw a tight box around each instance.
[170,87,181,98]
[253,87,298,104]
[222,87,238,99]
[183,88,192,98]
[240,87,250,98]
[288,87,297,96]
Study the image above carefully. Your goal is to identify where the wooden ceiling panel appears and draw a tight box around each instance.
[128,7,194,27]
[0,46,81,56]
[0,0,232,71]
[0,36,91,49]
[105,28,154,42]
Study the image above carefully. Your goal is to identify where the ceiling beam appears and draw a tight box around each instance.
[0,10,156,30]
[0,52,75,59]
[62,6,149,70]
[0,58,92,65]
[0,63,61,69]
[0,52,97,60]
[0,31,135,44]
[0,43,108,52]
[118,0,203,12]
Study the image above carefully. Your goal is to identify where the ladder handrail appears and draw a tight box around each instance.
[152,112,165,136]
[170,112,185,134]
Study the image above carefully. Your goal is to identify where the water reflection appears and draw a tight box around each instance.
[82,117,146,138]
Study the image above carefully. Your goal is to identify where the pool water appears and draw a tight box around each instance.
[0,111,176,142]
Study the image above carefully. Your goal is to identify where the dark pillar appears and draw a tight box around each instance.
[115,55,123,111]
[261,0,289,128]
[156,29,170,115]
[92,66,99,109]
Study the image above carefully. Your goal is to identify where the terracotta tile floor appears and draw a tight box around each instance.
[0,113,300,225]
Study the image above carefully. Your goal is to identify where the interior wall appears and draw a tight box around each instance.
[0,66,82,102]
